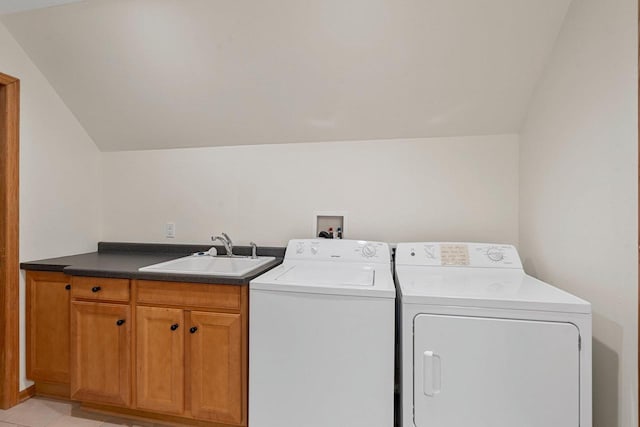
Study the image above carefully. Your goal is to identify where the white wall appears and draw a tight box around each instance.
[0,22,102,390]
[102,135,519,247]
[519,0,638,425]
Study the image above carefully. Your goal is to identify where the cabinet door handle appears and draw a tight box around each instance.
[91,286,102,293]
[116,319,126,326]
[170,323,179,331]
[65,284,71,290]
[189,326,198,334]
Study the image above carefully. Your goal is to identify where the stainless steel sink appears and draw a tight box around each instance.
[138,254,275,277]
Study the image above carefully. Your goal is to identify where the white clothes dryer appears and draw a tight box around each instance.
[250,239,396,427]
[395,242,592,427]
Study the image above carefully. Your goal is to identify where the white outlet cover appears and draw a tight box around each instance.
[165,222,176,238]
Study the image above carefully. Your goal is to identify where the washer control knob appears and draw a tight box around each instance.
[296,243,305,254]
[362,243,377,258]
[311,246,319,255]
[486,247,504,262]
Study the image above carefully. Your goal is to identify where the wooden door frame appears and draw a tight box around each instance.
[0,72,20,410]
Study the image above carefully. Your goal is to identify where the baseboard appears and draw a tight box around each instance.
[82,402,242,427]
[18,385,35,402]
[34,382,70,399]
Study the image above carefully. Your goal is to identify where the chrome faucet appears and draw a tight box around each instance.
[250,242,258,259]
[211,233,234,256]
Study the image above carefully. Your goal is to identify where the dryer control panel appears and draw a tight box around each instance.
[395,242,523,269]
[286,239,391,264]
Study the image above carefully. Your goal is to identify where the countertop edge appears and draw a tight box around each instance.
[19,263,67,272]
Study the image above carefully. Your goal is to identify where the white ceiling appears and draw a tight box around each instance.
[1,0,571,151]
[0,0,86,15]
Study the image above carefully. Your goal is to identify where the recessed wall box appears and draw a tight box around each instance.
[314,212,347,239]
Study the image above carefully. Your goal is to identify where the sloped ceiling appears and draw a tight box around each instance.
[0,0,87,15]
[2,0,570,151]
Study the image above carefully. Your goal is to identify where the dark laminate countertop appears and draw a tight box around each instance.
[20,242,285,285]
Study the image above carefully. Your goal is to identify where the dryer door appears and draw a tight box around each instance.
[414,314,580,427]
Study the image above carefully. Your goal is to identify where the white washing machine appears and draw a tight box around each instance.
[249,239,396,427]
[395,242,592,427]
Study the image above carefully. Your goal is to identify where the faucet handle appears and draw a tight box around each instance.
[221,232,233,246]
[250,242,258,259]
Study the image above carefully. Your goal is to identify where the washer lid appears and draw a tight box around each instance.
[396,266,590,314]
[251,262,395,298]
[274,263,374,286]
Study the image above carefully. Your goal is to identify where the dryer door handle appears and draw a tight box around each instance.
[423,351,442,396]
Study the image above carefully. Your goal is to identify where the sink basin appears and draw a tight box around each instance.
[139,254,276,277]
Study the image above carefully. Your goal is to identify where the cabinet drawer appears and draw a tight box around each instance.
[136,281,241,312]
[71,277,130,302]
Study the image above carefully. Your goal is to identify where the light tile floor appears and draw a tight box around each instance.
[0,398,175,427]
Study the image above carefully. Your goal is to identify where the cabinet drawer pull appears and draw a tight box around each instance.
[116,319,126,326]
[91,286,102,293]
[189,326,198,334]
[65,284,71,290]
[170,323,179,331]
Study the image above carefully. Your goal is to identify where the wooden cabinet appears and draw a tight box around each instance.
[26,271,71,386]
[71,276,130,302]
[69,276,132,407]
[26,271,247,426]
[189,311,243,424]
[134,280,248,426]
[136,280,241,311]
[70,301,131,406]
[135,306,184,414]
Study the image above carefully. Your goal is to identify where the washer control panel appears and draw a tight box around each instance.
[395,242,522,269]
[286,239,391,264]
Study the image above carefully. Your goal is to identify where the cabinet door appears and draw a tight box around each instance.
[136,306,184,414]
[70,301,131,406]
[26,272,70,384]
[189,311,243,424]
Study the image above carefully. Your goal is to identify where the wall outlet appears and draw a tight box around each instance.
[165,222,176,238]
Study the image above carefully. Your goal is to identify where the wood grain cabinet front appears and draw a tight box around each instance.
[135,306,184,415]
[26,271,71,385]
[134,280,248,426]
[70,301,131,407]
[26,272,248,426]
[189,310,243,425]
[71,276,130,302]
